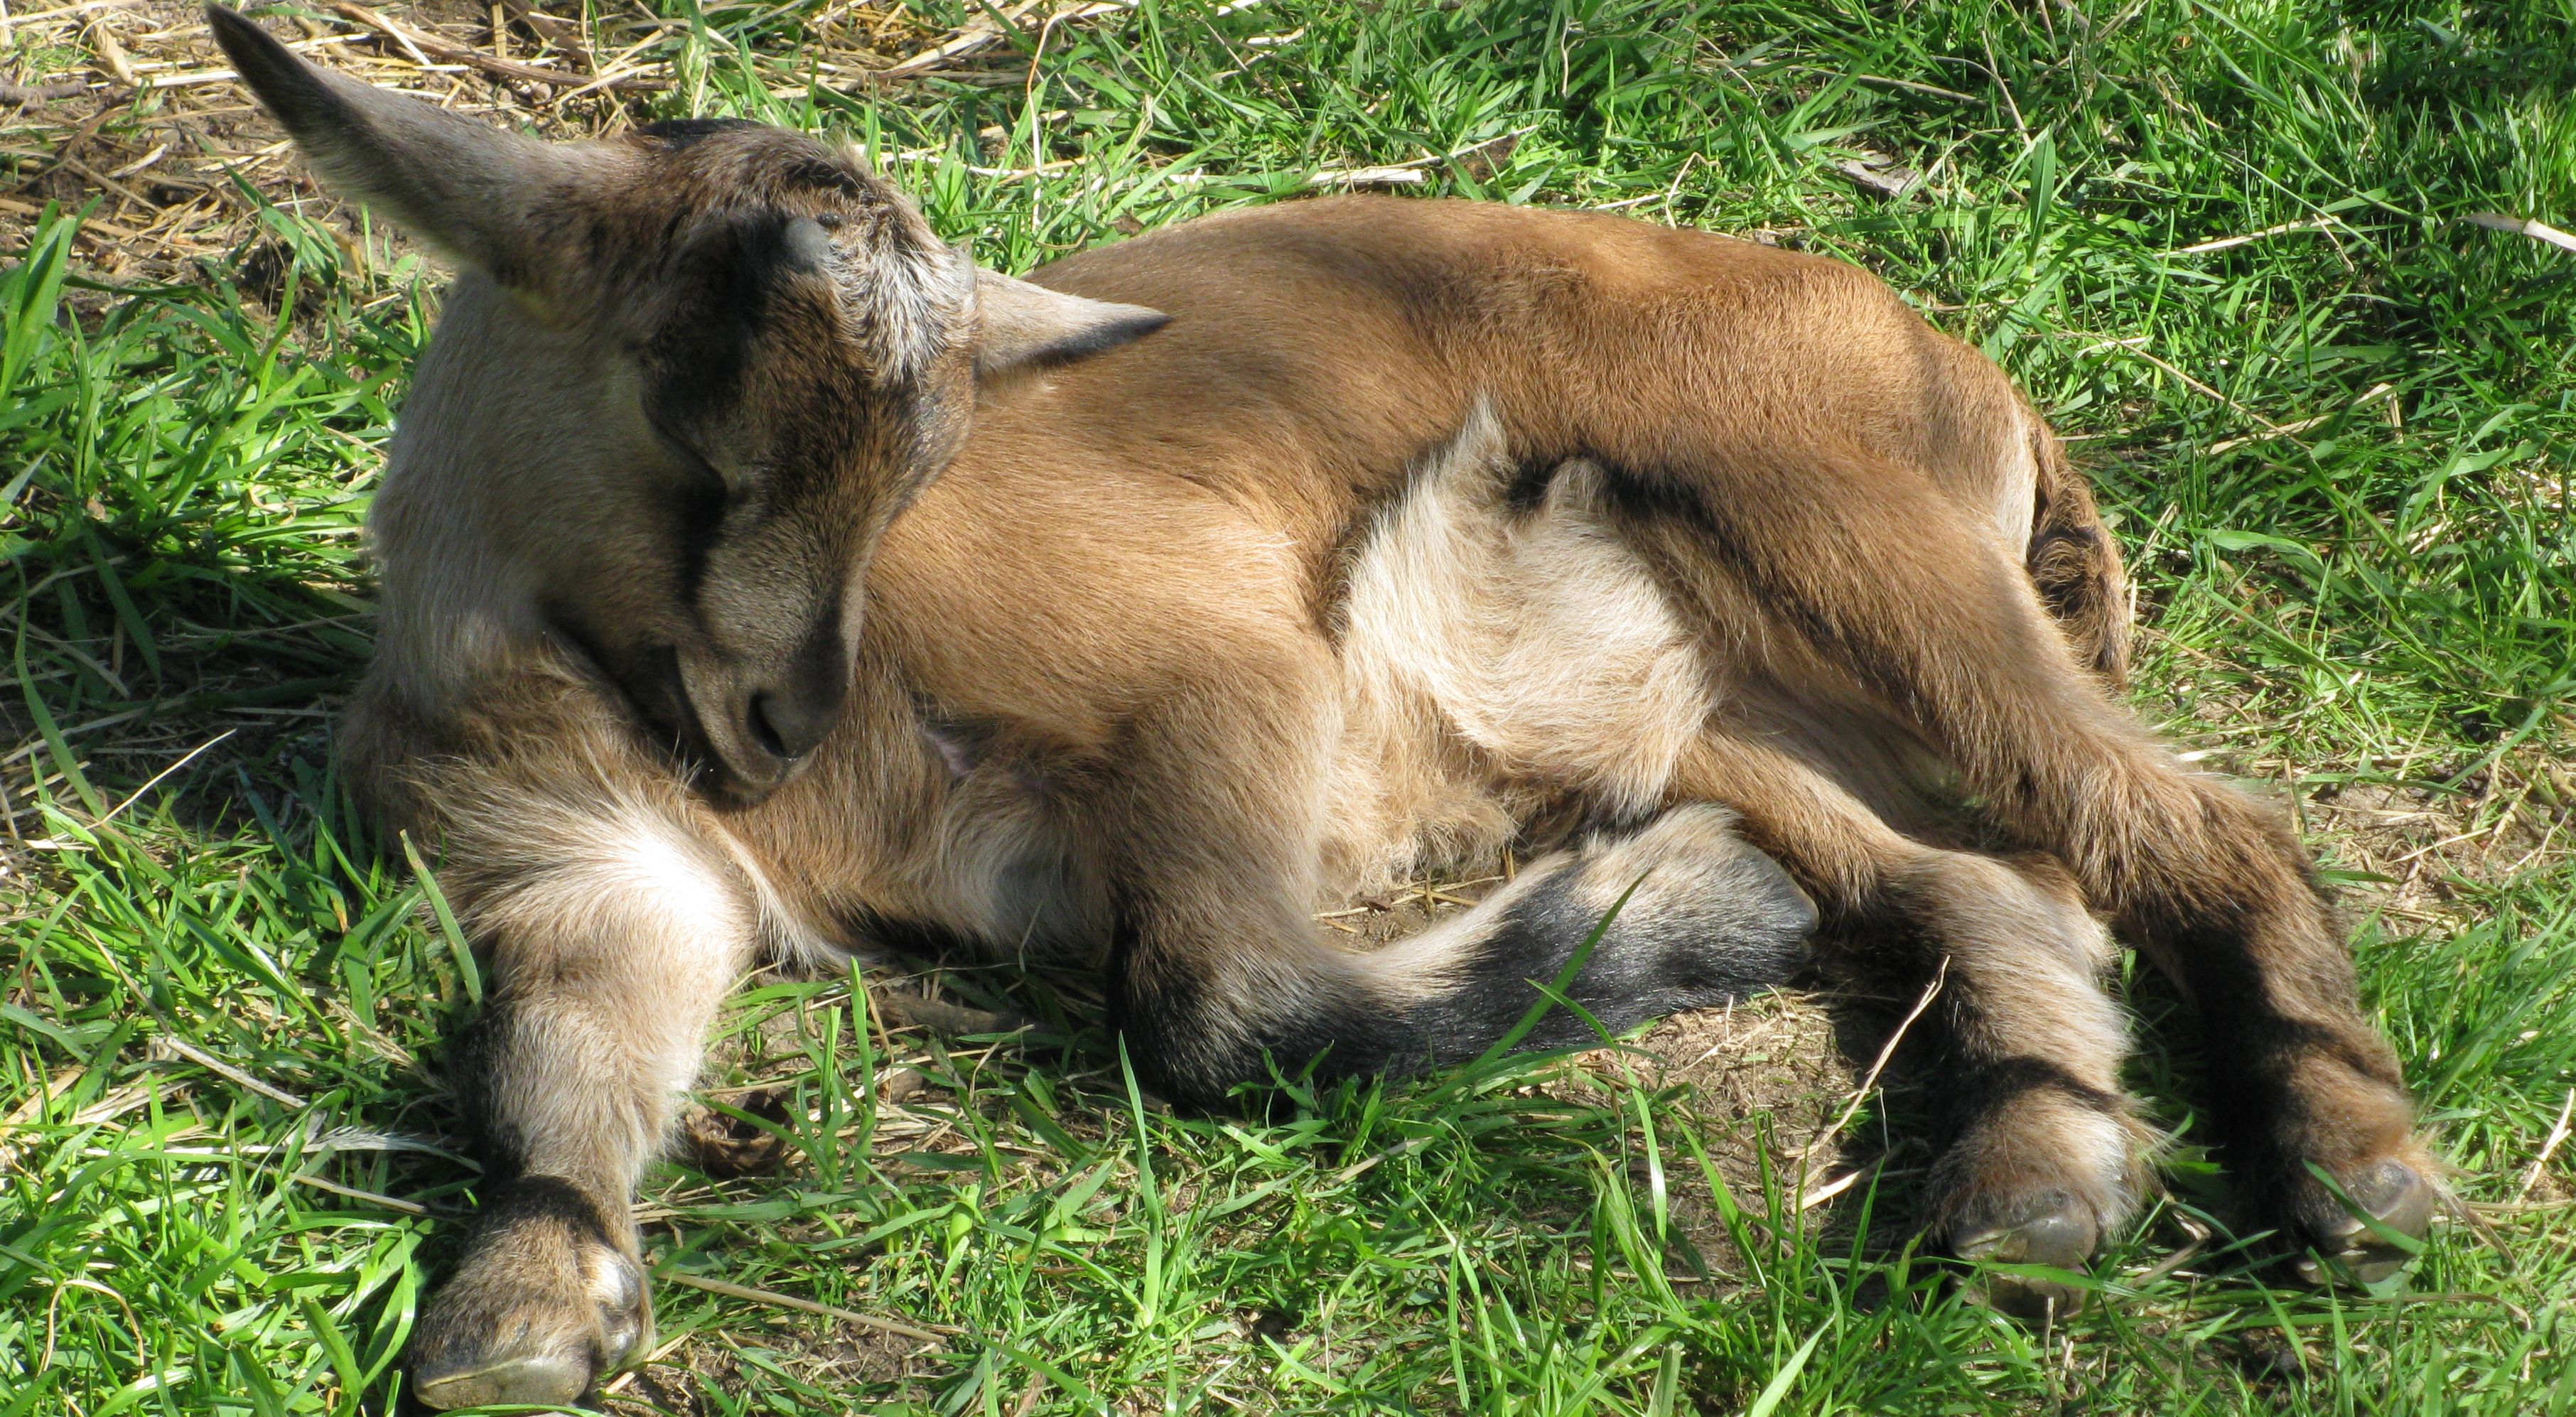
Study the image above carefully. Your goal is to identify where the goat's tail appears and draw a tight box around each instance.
[2023,423,2133,688]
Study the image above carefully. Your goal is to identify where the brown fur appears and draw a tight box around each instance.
[204,8,2438,1403]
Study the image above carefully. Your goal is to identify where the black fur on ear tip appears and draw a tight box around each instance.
[1053,308,1170,365]
[205,4,279,66]
[1121,309,1175,339]
[205,4,338,126]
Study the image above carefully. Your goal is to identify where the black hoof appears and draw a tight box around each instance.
[2291,1158,2435,1289]
[1950,1189,2099,1322]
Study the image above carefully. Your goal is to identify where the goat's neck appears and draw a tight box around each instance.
[367,274,651,714]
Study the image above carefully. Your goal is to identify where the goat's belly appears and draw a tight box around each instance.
[897,752,1111,957]
[1322,407,1715,899]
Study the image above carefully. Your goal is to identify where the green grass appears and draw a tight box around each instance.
[6,0,2575,1411]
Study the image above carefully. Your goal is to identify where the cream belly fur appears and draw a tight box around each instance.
[1324,404,1713,899]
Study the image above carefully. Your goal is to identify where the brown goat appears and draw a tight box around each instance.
[207,8,2437,1406]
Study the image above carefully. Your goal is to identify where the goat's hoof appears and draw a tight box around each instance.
[414,1352,597,1411]
[1951,1189,2098,1322]
[2290,1157,2435,1289]
[409,1185,651,1411]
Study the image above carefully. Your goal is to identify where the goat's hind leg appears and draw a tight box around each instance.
[1676,732,2147,1317]
[1608,429,2432,1279]
[1363,804,1820,1064]
[1892,849,2146,1317]
[403,777,761,1409]
[1109,776,1815,1101]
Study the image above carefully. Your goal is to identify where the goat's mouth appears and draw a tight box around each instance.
[615,642,738,792]
[545,622,775,803]
[545,615,825,804]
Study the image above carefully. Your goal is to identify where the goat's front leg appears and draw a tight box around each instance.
[406,785,760,1410]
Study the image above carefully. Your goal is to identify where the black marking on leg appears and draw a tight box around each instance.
[1117,819,1814,1106]
[476,1174,625,1251]
[448,999,530,1187]
[1402,854,1806,1063]
[1953,1056,2128,1118]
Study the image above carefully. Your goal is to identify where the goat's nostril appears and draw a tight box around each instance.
[745,693,794,762]
[746,689,834,763]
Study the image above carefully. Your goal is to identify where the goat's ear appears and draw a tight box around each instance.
[206,5,577,284]
[973,267,1168,382]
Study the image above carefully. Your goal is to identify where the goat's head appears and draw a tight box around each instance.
[208,6,1163,801]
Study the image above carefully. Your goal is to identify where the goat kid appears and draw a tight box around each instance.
[206,9,2439,1407]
